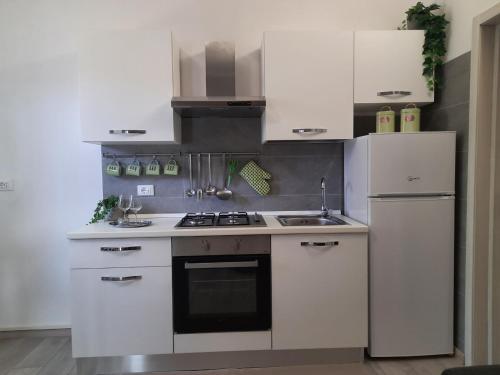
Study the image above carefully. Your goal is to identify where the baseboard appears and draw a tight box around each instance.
[0,327,71,339]
[76,348,364,374]
[455,347,465,362]
[0,324,70,331]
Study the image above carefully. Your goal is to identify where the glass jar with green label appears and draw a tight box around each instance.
[376,106,395,133]
[400,103,421,132]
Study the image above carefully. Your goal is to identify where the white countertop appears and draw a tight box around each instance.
[67,212,368,240]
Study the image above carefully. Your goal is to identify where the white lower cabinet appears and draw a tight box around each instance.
[71,266,173,357]
[271,234,368,350]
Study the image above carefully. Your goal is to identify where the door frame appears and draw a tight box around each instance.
[466,2,500,366]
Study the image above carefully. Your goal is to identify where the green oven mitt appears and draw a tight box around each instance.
[239,161,271,196]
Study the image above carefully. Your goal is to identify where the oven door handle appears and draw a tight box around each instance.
[184,260,259,269]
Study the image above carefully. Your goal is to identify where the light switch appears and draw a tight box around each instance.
[0,179,14,191]
[137,185,154,196]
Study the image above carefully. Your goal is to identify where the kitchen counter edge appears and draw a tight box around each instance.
[67,214,368,240]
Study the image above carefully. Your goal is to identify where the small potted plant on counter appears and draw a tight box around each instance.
[89,195,120,224]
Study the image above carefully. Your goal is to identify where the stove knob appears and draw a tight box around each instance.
[201,239,210,251]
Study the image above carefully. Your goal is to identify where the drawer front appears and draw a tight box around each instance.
[71,267,173,357]
[71,238,171,269]
[174,331,271,353]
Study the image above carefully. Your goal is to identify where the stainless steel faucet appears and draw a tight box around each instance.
[320,177,328,217]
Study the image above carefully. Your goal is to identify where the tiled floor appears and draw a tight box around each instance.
[0,331,464,375]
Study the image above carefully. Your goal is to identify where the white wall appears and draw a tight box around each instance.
[0,1,102,329]
[0,0,427,330]
[444,0,500,61]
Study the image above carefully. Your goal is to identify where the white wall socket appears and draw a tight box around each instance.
[0,179,14,191]
[137,185,154,196]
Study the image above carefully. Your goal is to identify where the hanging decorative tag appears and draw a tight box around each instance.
[164,159,179,176]
[146,156,161,176]
[126,158,141,177]
[106,158,121,177]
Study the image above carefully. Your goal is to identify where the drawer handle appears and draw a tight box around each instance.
[377,90,412,97]
[185,261,258,269]
[101,276,142,282]
[100,246,141,252]
[109,130,146,135]
[300,241,339,247]
[293,128,327,134]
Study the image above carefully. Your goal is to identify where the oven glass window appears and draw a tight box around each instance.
[188,268,257,316]
[173,254,271,333]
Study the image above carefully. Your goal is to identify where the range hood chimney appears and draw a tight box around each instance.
[171,41,266,118]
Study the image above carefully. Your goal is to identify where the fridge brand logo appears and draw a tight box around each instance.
[407,176,421,182]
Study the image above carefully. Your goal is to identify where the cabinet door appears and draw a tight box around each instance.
[263,31,353,142]
[354,30,433,106]
[71,267,173,357]
[79,29,180,144]
[271,234,367,350]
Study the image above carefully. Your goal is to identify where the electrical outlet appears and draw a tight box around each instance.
[137,185,154,196]
[0,179,14,191]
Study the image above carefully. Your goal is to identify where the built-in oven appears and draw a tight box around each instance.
[172,235,271,334]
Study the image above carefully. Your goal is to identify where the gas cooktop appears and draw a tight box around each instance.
[175,212,267,228]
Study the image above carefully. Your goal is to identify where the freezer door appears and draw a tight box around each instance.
[369,132,456,196]
[368,196,454,357]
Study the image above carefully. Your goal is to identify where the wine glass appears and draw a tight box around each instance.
[129,197,143,222]
[118,194,132,223]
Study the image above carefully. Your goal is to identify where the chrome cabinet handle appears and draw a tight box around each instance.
[101,276,142,281]
[300,241,339,247]
[377,90,412,97]
[100,246,141,252]
[293,128,327,134]
[109,130,146,134]
[185,261,258,269]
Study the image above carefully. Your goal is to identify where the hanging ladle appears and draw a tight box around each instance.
[185,153,196,197]
[205,153,217,196]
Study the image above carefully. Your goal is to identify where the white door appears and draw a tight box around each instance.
[354,30,434,105]
[368,196,454,357]
[71,267,173,357]
[272,234,368,350]
[369,132,456,196]
[79,29,180,144]
[262,30,353,142]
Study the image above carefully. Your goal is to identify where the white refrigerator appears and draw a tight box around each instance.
[344,131,455,357]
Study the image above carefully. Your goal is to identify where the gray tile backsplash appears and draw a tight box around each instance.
[102,118,343,214]
[423,52,471,352]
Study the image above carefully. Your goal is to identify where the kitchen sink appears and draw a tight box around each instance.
[276,215,349,226]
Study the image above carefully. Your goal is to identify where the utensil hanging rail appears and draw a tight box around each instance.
[102,152,260,158]
[183,152,260,157]
[102,152,181,158]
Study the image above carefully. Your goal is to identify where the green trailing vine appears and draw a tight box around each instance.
[89,195,119,224]
[399,2,449,91]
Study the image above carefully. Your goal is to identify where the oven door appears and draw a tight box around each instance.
[172,254,271,334]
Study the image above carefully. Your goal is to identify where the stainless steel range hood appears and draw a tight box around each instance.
[171,42,266,118]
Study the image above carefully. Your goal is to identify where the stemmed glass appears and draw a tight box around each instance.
[129,197,143,222]
[118,194,132,223]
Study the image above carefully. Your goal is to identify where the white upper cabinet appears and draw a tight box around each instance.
[79,29,181,144]
[354,30,434,108]
[262,30,354,142]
